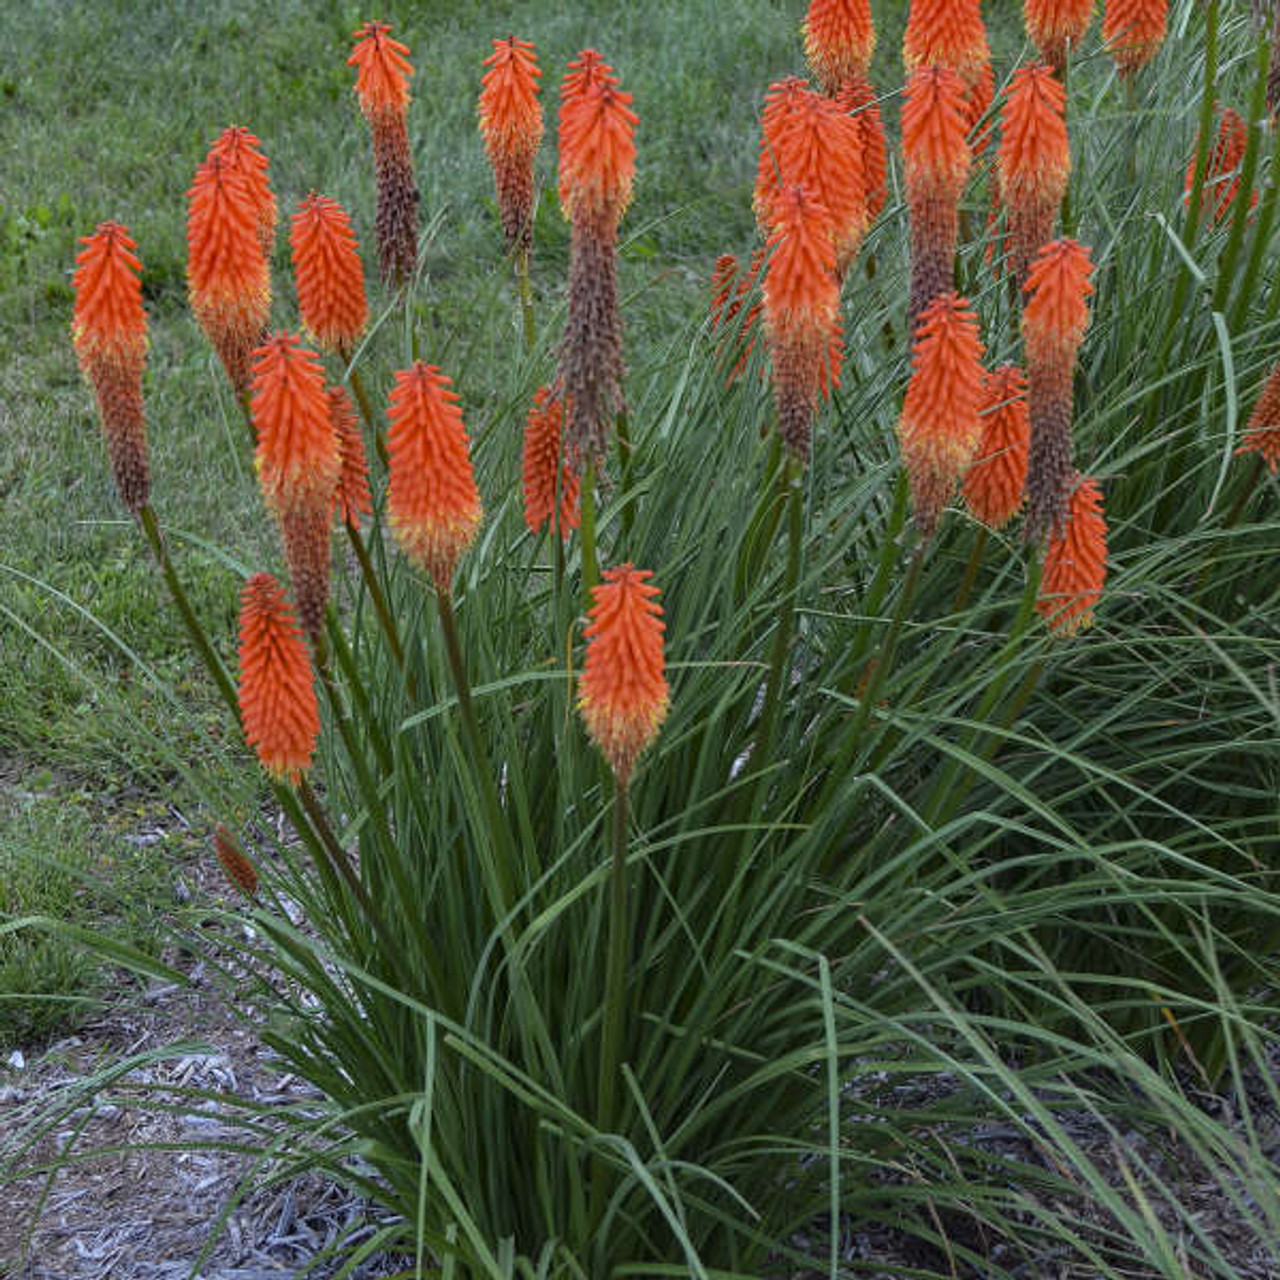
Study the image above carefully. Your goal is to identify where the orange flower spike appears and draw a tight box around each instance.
[558,81,638,228]
[754,78,814,229]
[838,77,889,219]
[897,293,986,541]
[523,387,581,537]
[560,47,618,110]
[1022,238,1094,543]
[774,91,869,274]
[764,185,844,461]
[237,573,321,783]
[579,564,669,787]
[998,64,1071,286]
[291,193,369,358]
[387,362,483,591]
[208,126,277,258]
[803,0,876,94]
[329,386,372,528]
[710,254,740,330]
[966,57,996,154]
[1103,0,1168,77]
[1037,474,1107,634]
[213,824,259,899]
[349,21,420,285]
[902,66,972,333]
[71,221,150,512]
[904,0,991,88]
[187,155,271,396]
[1024,0,1094,71]
[479,36,544,253]
[1235,359,1280,473]
[1185,107,1252,226]
[963,365,1030,529]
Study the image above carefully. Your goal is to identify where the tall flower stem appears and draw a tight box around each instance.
[591,777,631,1230]
[952,526,989,614]
[516,246,536,352]
[616,411,635,546]
[579,461,601,605]
[344,521,412,694]
[347,365,390,469]
[436,588,517,918]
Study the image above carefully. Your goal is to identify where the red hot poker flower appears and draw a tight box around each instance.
[755,78,814,229]
[709,250,765,384]
[898,293,986,540]
[764,185,844,461]
[904,0,990,89]
[71,220,150,512]
[1236,359,1280,473]
[329,386,372,528]
[291,193,369,358]
[1022,238,1094,543]
[238,572,321,783]
[837,76,889,219]
[522,386,581,537]
[902,66,971,333]
[479,35,544,253]
[997,64,1071,286]
[1184,106,1253,227]
[1103,0,1168,77]
[187,155,271,396]
[1024,0,1094,71]
[579,564,669,787]
[803,0,876,94]
[558,80,638,229]
[1037,474,1107,634]
[349,21,420,285]
[207,126,277,259]
[963,365,1030,529]
[387,362,483,590]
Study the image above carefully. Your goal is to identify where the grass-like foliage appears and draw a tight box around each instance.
[5,1,1280,1276]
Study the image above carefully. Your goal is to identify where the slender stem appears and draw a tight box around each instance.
[138,505,239,723]
[516,246,536,353]
[348,366,389,470]
[580,461,600,606]
[344,520,411,689]
[592,778,630,1228]
[615,412,635,547]
[951,526,989,615]
[325,609,395,776]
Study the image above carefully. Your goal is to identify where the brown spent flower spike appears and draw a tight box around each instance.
[237,573,321,783]
[579,563,669,787]
[70,220,150,512]
[898,292,986,540]
[387,362,483,590]
[1037,473,1107,634]
[291,193,369,357]
[963,365,1030,530]
[1022,238,1094,544]
[349,21,420,285]
[213,824,259,899]
[523,387,581,537]
[479,35,544,254]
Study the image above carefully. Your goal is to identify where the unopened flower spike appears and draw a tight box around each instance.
[1037,473,1107,634]
[1184,107,1254,227]
[579,564,669,787]
[523,386,581,537]
[291,193,369,359]
[963,365,1030,530]
[1236,358,1280,473]
[330,385,373,529]
[71,220,150,512]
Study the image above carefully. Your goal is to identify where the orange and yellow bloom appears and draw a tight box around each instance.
[479,35,544,254]
[71,220,150,512]
[1024,0,1094,71]
[963,365,1030,530]
[290,193,369,358]
[803,0,876,95]
[207,126,277,259]
[1037,473,1107,634]
[238,572,321,782]
[387,362,483,590]
[579,564,669,786]
[898,292,986,540]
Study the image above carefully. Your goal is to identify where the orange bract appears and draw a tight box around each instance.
[897,293,986,540]
[291,193,369,356]
[387,363,483,590]
[238,573,321,782]
[764,185,844,460]
[208,126,276,257]
[71,220,150,512]
[1038,474,1107,634]
[251,333,342,518]
[1103,0,1167,76]
[964,365,1030,529]
[1024,0,1094,70]
[1184,106,1253,227]
[329,386,372,528]
[558,80,638,227]
[1236,359,1280,474]
[902,66,971,197]
[349,20,413,119]
[838,77,889,219]
[1023,237,1094,366]
[904,0,990,86]
[579,564,669,786]
[522,387,581,536]
[803,0,876,94]
[561,47,619,108]
[479,36,544,252]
